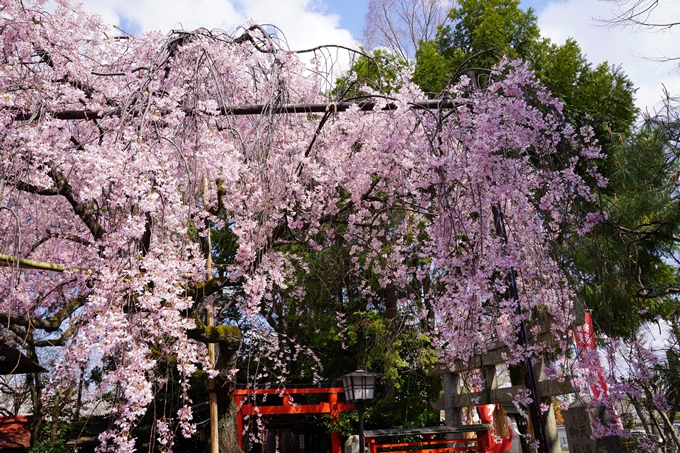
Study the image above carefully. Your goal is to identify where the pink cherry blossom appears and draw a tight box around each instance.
[0,0,608,450]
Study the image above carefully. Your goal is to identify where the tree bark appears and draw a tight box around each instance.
[26,339,44,447]
[215,332,243,453]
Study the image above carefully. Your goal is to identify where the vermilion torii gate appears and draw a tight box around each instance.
[234,383,355,453]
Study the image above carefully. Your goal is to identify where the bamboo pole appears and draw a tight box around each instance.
[208,298,219,453]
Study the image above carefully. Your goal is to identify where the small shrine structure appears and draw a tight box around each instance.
[234,383,354,453]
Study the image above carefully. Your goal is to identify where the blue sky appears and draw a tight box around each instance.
[319,0,679,113]
[322,0,367,39]
[323,0,553,42]
[113,0,558,44]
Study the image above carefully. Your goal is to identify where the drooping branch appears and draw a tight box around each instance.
[0,295,88,332]
[140,212,153,255]
[32,324,79,347]
[17,168,106,240]
[605,218,680,243]
[252,219,288,272]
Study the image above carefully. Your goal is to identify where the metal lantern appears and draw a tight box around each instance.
[340,370,382,453]
[341,370,381,404]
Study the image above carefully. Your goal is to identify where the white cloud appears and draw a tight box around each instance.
[235,0,355,51]
[538,0,680,114]
[75,0,359,53]
[74,0,241,34]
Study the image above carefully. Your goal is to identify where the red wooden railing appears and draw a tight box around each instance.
[364,426,491,453]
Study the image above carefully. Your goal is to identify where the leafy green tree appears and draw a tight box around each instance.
[232,211,440,430]
[572,112,680,337]
[435,0,540,72]
[413,0,540,93]
[413,0,637,145]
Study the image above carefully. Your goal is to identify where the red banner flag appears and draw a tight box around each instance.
[573,312,609,399]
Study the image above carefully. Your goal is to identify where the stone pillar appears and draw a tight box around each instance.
[562,401,621,453]
[542,400,562,453]
[533,360,561,453]
[481,365,498,404]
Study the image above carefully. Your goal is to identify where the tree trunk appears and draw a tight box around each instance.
[215,330,243,453]
[25,337,44,447]
[218,389,241,453]
[74,366,85,423]
[50,393,60,442]
[385,283,397,322]
[27,372,43,447]
[384,283,398,396]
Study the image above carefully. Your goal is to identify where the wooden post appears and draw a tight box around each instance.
[208,310,218,453]
[205,177,219,453]
[442,372,463,439]
[329,392,342,453]
[367,438,377,453]
[235,395,244,450]
[331,432,342,453]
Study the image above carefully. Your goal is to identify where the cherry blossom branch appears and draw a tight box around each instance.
[31,324,79,347]
[29,233,92,254]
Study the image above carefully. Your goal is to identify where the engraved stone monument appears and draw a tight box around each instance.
[562,401,621,453]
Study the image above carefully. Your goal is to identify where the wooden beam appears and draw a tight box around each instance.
[10,99,460,121]
[363,425,491,437]
[435,329,583,375]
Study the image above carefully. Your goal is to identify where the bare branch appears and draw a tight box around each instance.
[32,324,79,347]
[363,0,452,60]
